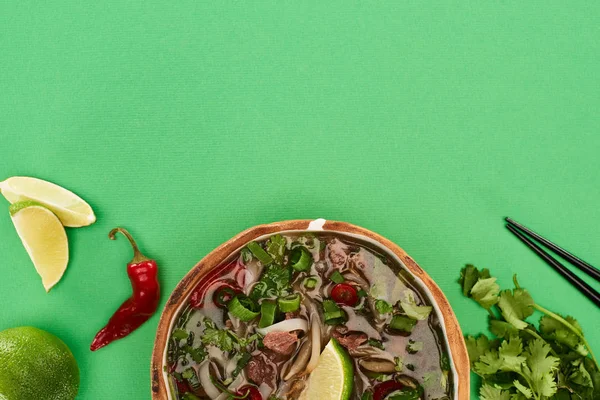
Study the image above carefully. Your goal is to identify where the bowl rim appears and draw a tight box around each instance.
[151,219,470,399]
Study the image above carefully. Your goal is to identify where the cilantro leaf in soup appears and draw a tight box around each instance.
[368,338,384,350]
[201,318,235,352]
[400,290,432,320]
[266,234,287,265]
[406,340,423,354]
[375,299,393,315]
[250,264,292,300]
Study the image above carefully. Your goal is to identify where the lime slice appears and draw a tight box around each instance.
[0,326,79,400]
[299,338,354,400]
[10,201,69,292]
[0,176,95,227]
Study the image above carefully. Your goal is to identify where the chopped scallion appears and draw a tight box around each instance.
[389,315,417,333]
[228,295,260,322]
[278,294,301,313]
[289,246,312,272]
[330,270,345,284]
[258,300,277,328]
[304,277,318,289]
[247,241,273,265]
[322,299,347,324]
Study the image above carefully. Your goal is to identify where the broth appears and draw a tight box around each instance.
[165,232,453,400]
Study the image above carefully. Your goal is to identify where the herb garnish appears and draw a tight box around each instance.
[201,318,259,353]
[459,265,600,400]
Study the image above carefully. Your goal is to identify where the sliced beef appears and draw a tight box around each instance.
[331,327,368,352]
[327,239,349,266]
[263,332,298,355]
[246,353,276,388]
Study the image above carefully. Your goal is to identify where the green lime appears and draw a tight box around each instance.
[0,327,79,400]
[9,202,69,292]
[298,338,354,400]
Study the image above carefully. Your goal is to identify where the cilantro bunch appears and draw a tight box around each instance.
[459,265,600,400]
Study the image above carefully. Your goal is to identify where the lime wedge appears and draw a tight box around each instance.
[299,338,354,400]
[10,201,69,292]
[0,176,95,227]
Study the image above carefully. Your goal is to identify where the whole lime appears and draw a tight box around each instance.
[0,327,79,400]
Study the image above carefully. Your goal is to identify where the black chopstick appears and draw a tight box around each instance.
[506,217,600,282]
[506,223,600,308]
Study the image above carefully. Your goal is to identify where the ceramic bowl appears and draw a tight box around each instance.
[151,219,469,399]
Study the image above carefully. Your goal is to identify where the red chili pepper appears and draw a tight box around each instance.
[373,380,405,400]
[213,282,242,308]
[331,283,359,307]
[90,227,160,351]
[236,385,262,400]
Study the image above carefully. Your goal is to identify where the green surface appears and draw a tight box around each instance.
[1,2,599,399]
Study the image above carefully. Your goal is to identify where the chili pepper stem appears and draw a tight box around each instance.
[109,227,150,263]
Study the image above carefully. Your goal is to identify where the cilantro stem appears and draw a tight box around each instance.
[486,308,496,319]
[533,304,599,369]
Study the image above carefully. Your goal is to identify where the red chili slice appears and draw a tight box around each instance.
[189,260,241,308]
[373,380,405,400]
[331,283,359,307]
[236,385,262,400]
[213,283,242,308]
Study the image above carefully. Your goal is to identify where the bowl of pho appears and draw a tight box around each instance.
[151,219,469,400]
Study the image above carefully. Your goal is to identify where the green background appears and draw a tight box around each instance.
[1,2,599,399]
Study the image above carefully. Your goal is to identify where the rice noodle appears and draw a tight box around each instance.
[256,318,308,335]
[305,312,321,373]
[258,382,273,399]
[283,340,312,380]
[198,361,221,399]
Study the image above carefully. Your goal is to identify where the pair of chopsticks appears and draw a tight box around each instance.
[505,217,600,308]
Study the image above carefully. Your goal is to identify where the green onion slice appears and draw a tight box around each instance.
[322,299,347,324]
[258,300,277,328]
[228,295,260,322]
[304,277,318,289]
[289,246,312,271]
[247,241,273,265]
[278,294,301,313]
[330,270,345,284]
